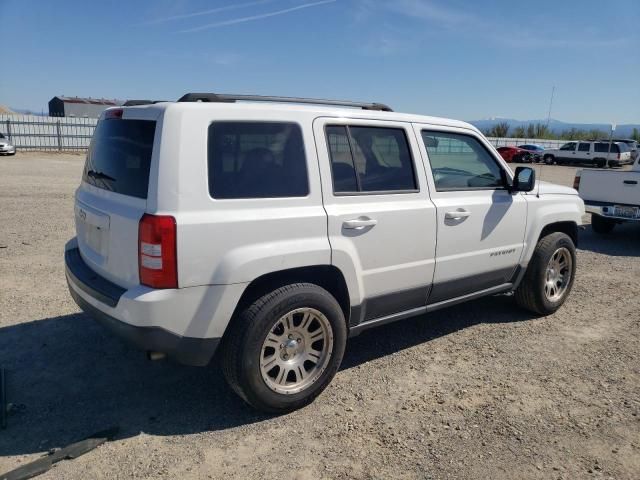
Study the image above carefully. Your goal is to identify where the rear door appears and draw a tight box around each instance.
[414,126,527,304]
[313,118,437,323]
[75,108,159,288]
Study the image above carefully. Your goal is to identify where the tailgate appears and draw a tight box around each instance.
[75,115,157,289]
[580,170,640,206]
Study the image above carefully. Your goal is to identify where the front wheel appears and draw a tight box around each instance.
[515,232,576,315]
[221,283,347,413]
[543,155,555,165]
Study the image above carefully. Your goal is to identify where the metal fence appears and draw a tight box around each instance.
[0,114,570,153]
[487,136,567,149]
[0,114,97,151]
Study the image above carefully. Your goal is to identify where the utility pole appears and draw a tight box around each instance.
[545,86,555,130]
[606,123,616,168]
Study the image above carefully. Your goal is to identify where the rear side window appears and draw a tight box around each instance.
[83,119,156,199]
[578,143,590,152]
[326,125,417,194]
[594,143,619,153]
[208,122,308,199]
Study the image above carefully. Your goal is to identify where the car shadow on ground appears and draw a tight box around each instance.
[0,295,536,458]
[578,222,640,257]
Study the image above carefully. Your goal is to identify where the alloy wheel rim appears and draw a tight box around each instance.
[260,307,334,395]
[544,247,572,302]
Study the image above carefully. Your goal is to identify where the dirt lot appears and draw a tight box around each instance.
[1,152,639,479]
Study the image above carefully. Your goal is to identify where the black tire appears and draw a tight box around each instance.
[594,158,606,168]
[514,232,576,315]
[543,155,555,165]
[591,214,615,234]
[221,283,347,413]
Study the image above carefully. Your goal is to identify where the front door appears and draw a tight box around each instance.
[413,126,528,304]
[313,118,437,324]
[577,142,591,163]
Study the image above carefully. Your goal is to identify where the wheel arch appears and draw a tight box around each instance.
[539,221,579,247]
[230,265,352,326]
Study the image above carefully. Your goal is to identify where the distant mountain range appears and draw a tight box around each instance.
[469,118,640,137]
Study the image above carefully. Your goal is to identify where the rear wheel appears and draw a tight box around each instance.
[591,214,615,234]
[515,232,576,315]
[221,283,347,413]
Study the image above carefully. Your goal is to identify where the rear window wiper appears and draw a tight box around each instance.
[87,170,116,182]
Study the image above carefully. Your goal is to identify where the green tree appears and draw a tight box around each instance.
[587,129,607,140]
[535,123,550,139]
[488,122,510,138]
[513,126,526,138]
[526,124,536,138]
[632,128,640,142]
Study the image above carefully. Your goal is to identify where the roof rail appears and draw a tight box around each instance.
[122,100,167,106]
[176,92,393,112]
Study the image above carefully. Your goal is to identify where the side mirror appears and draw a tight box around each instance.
[511,166,536,192]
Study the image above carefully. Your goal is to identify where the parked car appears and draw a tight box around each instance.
[542,141,631,167]
[496,146,533,163]
[65,93,585,412]
[0,133,16,155]
[517,144,545,162]
[575,154,640,233]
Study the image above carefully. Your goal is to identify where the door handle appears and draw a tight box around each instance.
[343,217,378,229]
[623,180,638,185]
[445,209,471,220]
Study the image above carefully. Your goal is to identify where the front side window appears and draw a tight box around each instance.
[326,125,417,194]
[578,143,590,152]
[421,131,505,191]
[208,122,308,199]
[560,142,577,151]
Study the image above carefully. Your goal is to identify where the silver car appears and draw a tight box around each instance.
[0,132,16,155]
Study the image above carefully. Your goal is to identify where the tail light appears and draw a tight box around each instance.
[573,172,581,191]
[138,214,177,288]
[617,153,620,160]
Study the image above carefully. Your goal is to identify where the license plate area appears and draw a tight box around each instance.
[611,205,640,219]
[75,201,110,260]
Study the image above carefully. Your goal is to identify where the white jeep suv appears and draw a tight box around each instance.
[65,93,585,412]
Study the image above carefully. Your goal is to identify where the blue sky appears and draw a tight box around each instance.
[1,0,639,123]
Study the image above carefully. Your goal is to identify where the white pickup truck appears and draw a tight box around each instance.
[577,156,640,233]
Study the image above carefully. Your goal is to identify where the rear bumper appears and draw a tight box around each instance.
[584,201,640,222]
[68,285,220,366]
[64,240,244,366]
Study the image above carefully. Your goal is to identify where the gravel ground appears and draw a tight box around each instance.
[1,152,639,479]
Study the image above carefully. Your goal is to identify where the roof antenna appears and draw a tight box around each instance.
[537,85,555,198]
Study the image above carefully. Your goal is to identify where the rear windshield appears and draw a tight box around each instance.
[617,143,629,152]
[83,119,156,199]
